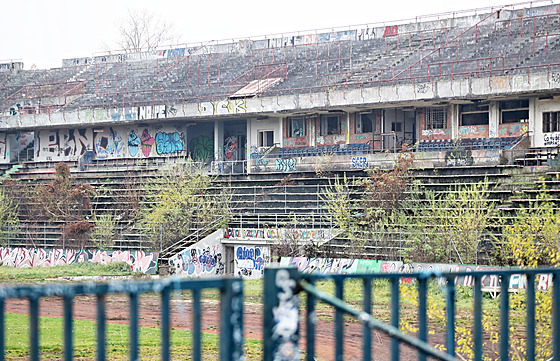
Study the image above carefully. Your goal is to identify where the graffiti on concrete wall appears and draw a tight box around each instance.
[224,228,335,242]
[498,123,527,137]
[544,133,560,147]
[235,246,269,278]
[351,156,369,168]
[155,131,185,155]
[36,129,94,160]
[275,158,297,172]
[0,247,158,274]
[190,136,214,160]
[421,128,451,137]
[458,125,488,138]
[224,136,238,160]
[0,134,7,160]
[383,25,398,37]
[199,99,247,116]
[95,127,125,159]
[281,257,552,290]
[445,149,474,166]
[281,257,380,274]
[83,105,167,123]
[35,125,185,161]
[170,245,225,276]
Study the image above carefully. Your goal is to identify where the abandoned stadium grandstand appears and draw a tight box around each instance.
[1,2,560,275]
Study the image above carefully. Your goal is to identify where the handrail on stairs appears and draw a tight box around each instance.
[159,216,225,260]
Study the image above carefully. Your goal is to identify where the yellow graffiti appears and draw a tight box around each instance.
[198,99,247,116]
[491,76,508,90]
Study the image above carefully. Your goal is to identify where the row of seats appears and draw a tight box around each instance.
[278,143,372,158]
[417,137,521,151]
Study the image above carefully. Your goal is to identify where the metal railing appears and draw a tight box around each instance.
[160,216,225,261]
[263,266,560,361]
[0,277,244,361]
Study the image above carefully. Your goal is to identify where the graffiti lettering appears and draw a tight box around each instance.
[170,246,224,276]
[155,131,185,155]
[383,25,398,37]
[198,99,247,116]
[491,76,508,90]
[416,84,429,94]
[275,158,297,172]
[445,149,474,166]
[351,156,369,168]
[544,133,560,147]
[421,128,450,136]
[0,247,158,274]
[190,136,214,160]
[235,246,269,278]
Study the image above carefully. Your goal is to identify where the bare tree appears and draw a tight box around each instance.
[115,9,182,53]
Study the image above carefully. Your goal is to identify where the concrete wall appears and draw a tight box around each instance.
[535,96,560,147]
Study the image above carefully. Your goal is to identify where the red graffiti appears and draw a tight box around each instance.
[383,25,398,37]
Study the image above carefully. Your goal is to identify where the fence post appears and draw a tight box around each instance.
[220,278,244,361]
[263,266,300,361]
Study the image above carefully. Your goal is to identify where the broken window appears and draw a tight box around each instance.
[460,103,489,126]
[356,112,374,133]
[287,117,306,137]
[320,114,341,135]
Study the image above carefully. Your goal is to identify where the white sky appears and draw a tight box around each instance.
[0,0,555,69]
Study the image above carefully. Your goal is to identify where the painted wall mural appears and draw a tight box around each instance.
[223,228,336,242]
[0,247,158,274]
[280,257,552,290]
[189,136,214,160]
[235,246,269,279]
[170,244,225,277]
[280,257,380,274]
[35,124,186,162]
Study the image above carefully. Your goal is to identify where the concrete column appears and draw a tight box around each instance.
[489,101,499,138]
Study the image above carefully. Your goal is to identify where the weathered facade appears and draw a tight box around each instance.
[0,3,559,171]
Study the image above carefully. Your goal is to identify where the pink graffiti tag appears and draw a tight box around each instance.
[141,129,155,157]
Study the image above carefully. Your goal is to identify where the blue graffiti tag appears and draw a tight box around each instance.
[236,246,265,271]
[155,131,185,155]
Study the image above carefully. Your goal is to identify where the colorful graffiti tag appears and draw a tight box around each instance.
[0,247,158,274]
[235,246,269,278]
[199,99,247,116]
[223,228,335,242]
[280,257,552,290]
[170,245,225,276]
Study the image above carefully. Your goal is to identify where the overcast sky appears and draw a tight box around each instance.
[1,0,555,69]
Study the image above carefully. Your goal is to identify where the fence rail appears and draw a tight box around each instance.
[263,266,560,361]
[0,277,244,361]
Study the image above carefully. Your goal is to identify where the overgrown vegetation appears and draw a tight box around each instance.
[34,163,97,248]
[139,159,230,250]
[0,183,19,245]
[321,151,560,266]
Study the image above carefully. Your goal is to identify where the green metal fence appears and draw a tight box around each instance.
[263,266,560,361]
[0,277,244,361]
